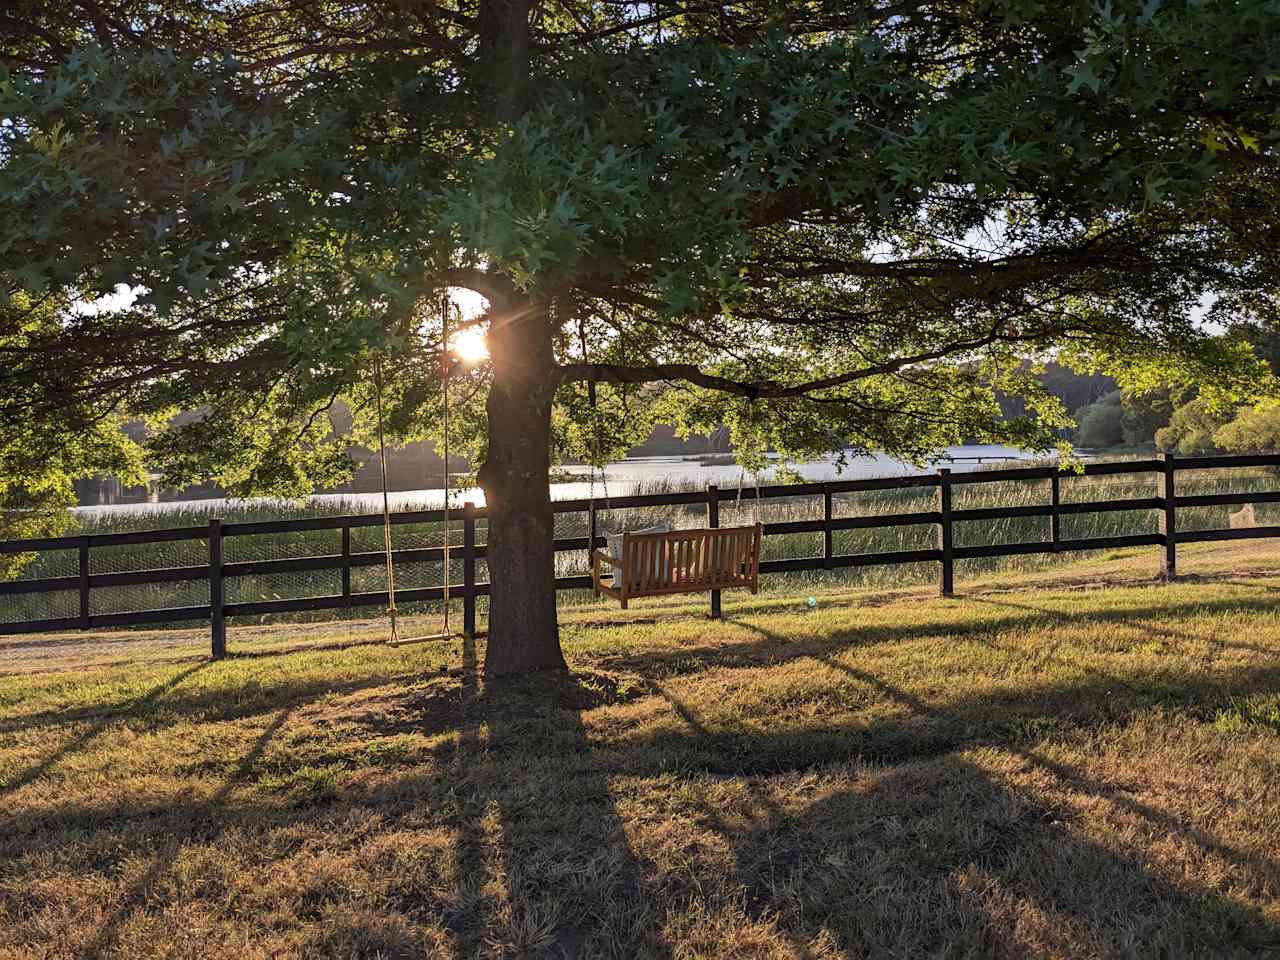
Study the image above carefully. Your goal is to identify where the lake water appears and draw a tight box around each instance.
[73,445,1045,517]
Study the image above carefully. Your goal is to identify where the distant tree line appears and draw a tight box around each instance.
[1069,322,1280,453]
[84,322,1280,504]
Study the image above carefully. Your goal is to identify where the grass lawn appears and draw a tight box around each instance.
[2,541,1280,958]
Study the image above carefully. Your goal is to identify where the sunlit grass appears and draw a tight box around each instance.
[2,548,1279,957]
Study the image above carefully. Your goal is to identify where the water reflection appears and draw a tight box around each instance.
[73,446,1043,518]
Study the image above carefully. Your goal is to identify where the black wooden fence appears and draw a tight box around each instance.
[3,452,1279,657]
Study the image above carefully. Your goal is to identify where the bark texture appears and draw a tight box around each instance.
[477,298,566,675]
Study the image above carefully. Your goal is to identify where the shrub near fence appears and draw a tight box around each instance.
[2,453,1279,657]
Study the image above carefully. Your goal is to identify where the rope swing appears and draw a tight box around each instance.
[372,356,401,642]
[373,294,459,646]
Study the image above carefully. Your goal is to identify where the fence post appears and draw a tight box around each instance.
[1159,453,1177,582]
[78,537,90,629]
[823,484,834,570]
[209,517,226,659]
[1049,472,1061,552]
[463,502,477,638]
[707,484,722,619]
[341,520,352,608]
[937,469,954,597]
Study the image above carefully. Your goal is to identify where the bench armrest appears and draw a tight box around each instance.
[592,548,623,570]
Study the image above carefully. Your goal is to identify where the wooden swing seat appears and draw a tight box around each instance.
[591,524,762,608]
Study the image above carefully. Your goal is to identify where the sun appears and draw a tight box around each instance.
[451,326,490,365]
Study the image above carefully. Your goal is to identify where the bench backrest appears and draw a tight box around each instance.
[621,524,761,596]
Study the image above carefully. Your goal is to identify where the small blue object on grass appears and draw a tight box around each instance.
[806,596,818,609]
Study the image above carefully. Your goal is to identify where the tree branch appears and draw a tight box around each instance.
[554,327,1001,397]
[444,267,514,307]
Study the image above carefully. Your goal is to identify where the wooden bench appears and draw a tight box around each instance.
[591,524,762,608]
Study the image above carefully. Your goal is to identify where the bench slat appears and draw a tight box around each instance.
[596,524,762,602]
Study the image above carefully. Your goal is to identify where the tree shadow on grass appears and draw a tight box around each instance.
[720,752,1280,957]
[0,661,439,736]
[962,593,1280,659]
[7,587,1275,740]
[1184,575,1280,594]
[78,702,298,958]
[651,664,1280,957]
[6,594,1280,957]
[8,665,1280,958]
[442,634,673,959]
[0,660,209,799]
[591,592,1280,680]
[802,650,1280,886]
[618,627,1280,777]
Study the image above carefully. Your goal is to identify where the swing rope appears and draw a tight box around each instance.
[373,357,401,644]
[580,303,610,548]
[440,295,452,637]
[374,294,454,646]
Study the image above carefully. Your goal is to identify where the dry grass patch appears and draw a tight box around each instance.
[2,543,1280,958]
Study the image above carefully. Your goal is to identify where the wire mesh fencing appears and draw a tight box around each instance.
[3,456,1279,658]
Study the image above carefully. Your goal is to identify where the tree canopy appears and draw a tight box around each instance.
[3,0,1280,671]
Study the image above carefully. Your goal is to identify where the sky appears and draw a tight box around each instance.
[79,283,490,323]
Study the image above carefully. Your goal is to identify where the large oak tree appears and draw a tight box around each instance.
[2,0,1278,673]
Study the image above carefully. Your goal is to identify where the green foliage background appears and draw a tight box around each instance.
[2,0,1280,551]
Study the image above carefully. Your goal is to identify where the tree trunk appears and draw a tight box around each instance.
[477,297,566,675]
[473,0,563,676]
[478,0,530,121]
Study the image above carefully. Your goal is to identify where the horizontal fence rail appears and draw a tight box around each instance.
[2,453,1278,656]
